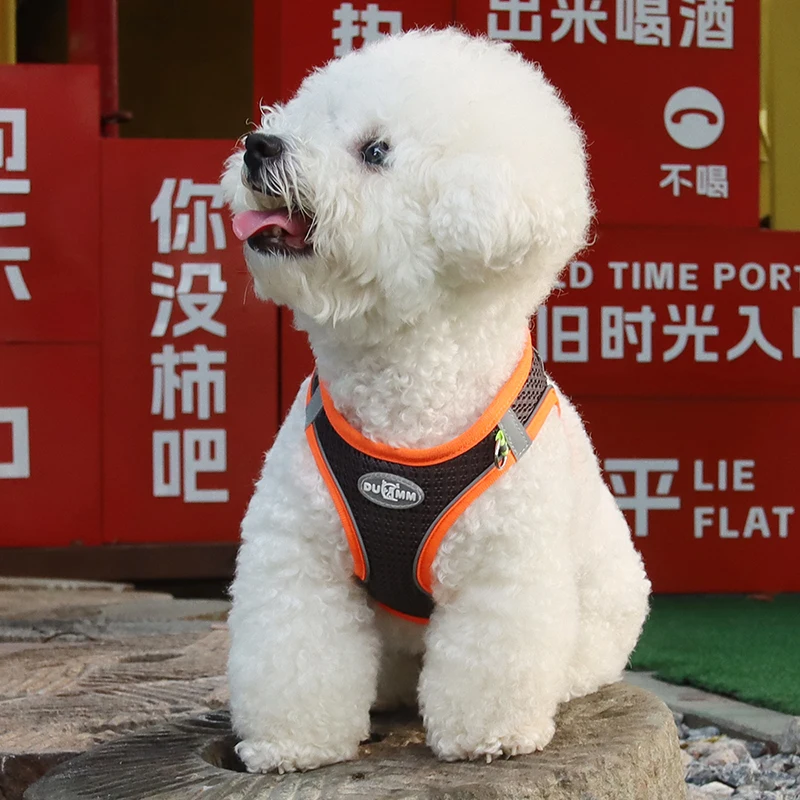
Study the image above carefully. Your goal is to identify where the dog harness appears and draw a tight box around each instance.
[304,337,559,624]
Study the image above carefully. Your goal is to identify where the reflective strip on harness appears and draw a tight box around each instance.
[305,378,369,582]
[414,386,558,597]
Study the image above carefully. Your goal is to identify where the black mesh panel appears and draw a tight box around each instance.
[511,353,549,426]
[310,349,549,620]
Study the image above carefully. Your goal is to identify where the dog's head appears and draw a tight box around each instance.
[222,29,592,342]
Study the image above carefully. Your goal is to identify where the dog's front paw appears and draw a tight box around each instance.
[235,739,358,774]
[429,719,556,763]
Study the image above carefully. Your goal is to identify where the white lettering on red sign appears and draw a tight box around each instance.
[537,258,799,365]
[605,458,681,537]
[151,344,227,421]
[0,406,30,479]
[152,429,229,503]
[679,0,734,50]
[0,108,31,301]
[696,165,729,198]
[691,461,793,539]
[550,306,589,362]
[489,0,543,41]
[486,0,735,48]
[150,262,228,338]
[333,3,403,56]
[794,307,800,358]
[663,303,718,362]
[659,164,692,197]
[616,0,670,47]
[552,0,608,44]
[726,306,782,362]
[148,178,230,504]
[694,506,794,539]
[150,178,226,255]
[659,164,728,199]
[601,305,656,362]
[605,457,795,539]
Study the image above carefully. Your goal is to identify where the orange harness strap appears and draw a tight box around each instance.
[304,341,559,623]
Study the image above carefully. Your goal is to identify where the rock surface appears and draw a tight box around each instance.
[679,720,800,799]
[0,579,229,800]
[781,720,800,756]
[27,683,686,800]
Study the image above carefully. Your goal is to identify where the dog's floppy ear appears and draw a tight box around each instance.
[428,155,535,276]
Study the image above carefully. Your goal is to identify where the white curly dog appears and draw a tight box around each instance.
[222,28,650,774]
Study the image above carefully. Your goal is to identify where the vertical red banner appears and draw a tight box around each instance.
[538,223,800,592]
[580,398,799,593]
[0,66,102,548]
[0,346,101,547]
[253,0,456,104]
[536,226,800,397]
[0,65,101,342]
[456,0,759,227]
[101,139,281,544]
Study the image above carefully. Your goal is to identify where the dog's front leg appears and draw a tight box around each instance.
[227,389,380,774]
[418,458,579,762]
[228,533,379,774]
[420,571,578,762]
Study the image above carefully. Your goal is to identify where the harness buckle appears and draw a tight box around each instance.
[494,429,510,470]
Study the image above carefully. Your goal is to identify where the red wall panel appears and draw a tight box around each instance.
[582,397,798,593]
[457,1,759,227]
[0,344,101,547]
[539,225,800,398]
[0,65,101,343]
[253,0,455,103]
[101,139,280,544]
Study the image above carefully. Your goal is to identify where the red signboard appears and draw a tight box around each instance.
[582,397,798,593]
[101,139,280,544]
[538,225,800,398]
[278,225,800,414]
[253,0,455,103]
[0,29,788,597]
[276,221,800,594]
[0,344,101,547]
[456,0,759,227]
[0,65,101,343]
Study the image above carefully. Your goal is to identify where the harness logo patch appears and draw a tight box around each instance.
[358,472,424,510]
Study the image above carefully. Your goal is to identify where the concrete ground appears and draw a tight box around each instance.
[0,578,230,800]
[0,578,795,799]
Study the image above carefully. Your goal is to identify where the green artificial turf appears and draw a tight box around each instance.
[629,594,800,715]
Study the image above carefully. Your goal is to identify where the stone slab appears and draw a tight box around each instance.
[0,581,231,800]
[625,671,795,750]
[0,578,135,593]
[1,582,683,799]
[0,631,230,754]
[0,584,229,642]
[26,684,686,800]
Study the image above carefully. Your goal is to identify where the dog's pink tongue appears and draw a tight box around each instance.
[232,210,310,248]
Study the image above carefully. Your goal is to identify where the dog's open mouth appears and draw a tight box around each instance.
[232,209,313,257]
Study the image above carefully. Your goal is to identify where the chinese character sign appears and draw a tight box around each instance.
[253,0,453,105]
[535,226,800,397]
[0,345,102,547]
[0,65,100,342]
[458,0,759,227]
[584,397,799,593]
[0,108,30,303]
[148,180,230,505]
[101,139,280,544]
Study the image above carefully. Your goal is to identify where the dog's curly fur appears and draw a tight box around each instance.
[222,28,651,774]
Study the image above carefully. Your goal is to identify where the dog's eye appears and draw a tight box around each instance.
[361,141,390,167]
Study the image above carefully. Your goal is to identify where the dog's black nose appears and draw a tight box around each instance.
[244,133,284,173]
